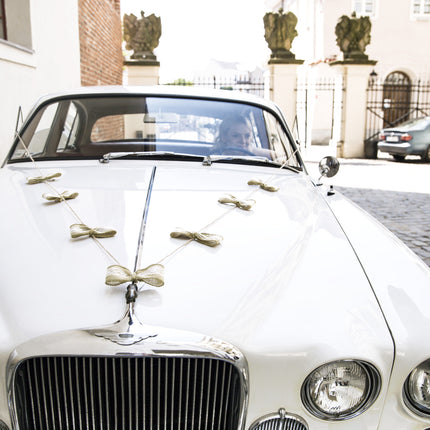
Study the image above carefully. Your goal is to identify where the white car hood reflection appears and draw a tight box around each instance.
[0,159,392,361]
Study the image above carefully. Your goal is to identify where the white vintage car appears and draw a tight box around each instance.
[1,86,430,430]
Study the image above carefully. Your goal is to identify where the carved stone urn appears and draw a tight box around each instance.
[123,11,162,64]
[263,9,303,64]
[334,12,375,63]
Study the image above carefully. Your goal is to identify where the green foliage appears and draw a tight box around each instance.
[166,79,194,86]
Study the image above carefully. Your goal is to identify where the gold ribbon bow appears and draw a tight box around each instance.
[247,179,279,192]
[26,172,62,184]
[170,229,223,247]
[43,191,79,203]
[105,264,165,287]
[70,223,117,239]
[218,194,255,211]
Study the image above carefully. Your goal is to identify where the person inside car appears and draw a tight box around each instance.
[211,114,273,158]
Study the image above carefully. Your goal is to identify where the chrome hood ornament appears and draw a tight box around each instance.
[87,283,158,346]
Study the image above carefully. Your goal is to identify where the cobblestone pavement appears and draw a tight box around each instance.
[305,154,430,267]
[336,186,430,267]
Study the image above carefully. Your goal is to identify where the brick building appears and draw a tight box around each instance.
[78,0,123,86]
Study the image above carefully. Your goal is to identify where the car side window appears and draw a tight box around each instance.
[57,102,80,152]
[25,103,59,156]
[11,101,81,159]
[264,110,300,167]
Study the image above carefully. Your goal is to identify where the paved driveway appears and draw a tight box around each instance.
[305,154,430,267]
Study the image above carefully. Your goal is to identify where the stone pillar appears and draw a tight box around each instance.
[124,61,160,86]
[123,62,160,139]
[268,62,302,128]
[331,12,377,158]
[263,10,303,129]
[330,62,375,158]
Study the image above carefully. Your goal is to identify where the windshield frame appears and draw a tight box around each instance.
[5,92,304,171]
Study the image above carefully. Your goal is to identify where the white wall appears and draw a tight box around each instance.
[0,0,81,163]
[367,0,430,80]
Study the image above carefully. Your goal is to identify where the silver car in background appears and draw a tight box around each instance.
[378,116,430,161]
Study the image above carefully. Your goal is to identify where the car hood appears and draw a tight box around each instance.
[1,160,392,360]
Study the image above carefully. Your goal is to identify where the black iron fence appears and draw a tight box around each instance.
[365,77,430,145]
[170,75,345,148]
[167,75,266,98]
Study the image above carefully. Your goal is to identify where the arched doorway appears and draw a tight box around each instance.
[383,71,411,127]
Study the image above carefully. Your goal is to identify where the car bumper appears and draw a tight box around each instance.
[377,142,412,155]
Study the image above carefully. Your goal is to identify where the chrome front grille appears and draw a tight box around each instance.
[252,419,306,430]
[249,409,308,430]
[13,355,243,430]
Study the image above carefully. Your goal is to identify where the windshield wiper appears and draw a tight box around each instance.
[99,151,299,172]
[202,154,287,168]
[100,151,204,163]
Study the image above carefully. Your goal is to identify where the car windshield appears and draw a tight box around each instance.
[9,95,301,169]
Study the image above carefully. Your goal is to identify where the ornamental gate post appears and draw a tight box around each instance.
[123,11,161,86]
[122,11,161,139]
[268,63,302,128]
[124,63,160,86]
[329,12,377,158]
[263,9,304,129]
[329,63,375,158]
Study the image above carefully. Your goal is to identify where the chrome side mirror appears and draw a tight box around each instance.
[318,156,340,180]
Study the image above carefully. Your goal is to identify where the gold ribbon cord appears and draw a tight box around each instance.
[105,264,165,287]
[43,191,79,203]
[170,229,223,247]
[247,179,279,192]
[27,172,62,184]
[218,194,255,211]
[70,223,117,239]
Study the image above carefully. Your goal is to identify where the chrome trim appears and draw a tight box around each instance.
[402,383,430,418]
[134,165,156,272]
[403,372,430,418]
[88,287,158,346]
[0,420,10,430]
[300,359,381,421]
[377,142,411,151]
[249,408,308,430]
[7,322,249,429]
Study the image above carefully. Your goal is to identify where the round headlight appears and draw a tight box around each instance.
[403,359,430,416]
[0,420,10,430]
[301,360,380,420]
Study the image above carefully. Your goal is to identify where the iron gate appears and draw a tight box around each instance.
[365,74,430,155]
[295,76,344,149]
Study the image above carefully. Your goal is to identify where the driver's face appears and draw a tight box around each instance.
[225,123,252,149]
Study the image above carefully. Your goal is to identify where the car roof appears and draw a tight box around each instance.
[34,85,278,112]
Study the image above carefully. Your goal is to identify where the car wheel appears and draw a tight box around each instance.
[392,154,406,162]
[420,146,430,162]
